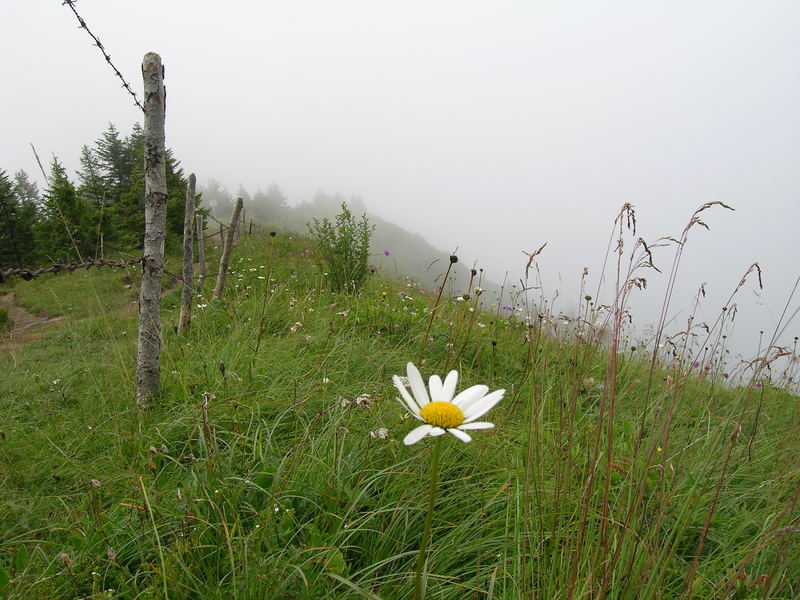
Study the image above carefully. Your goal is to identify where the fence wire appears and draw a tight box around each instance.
[62,0,144,111]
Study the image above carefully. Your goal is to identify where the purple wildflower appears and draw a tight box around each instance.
[384,249,390,256]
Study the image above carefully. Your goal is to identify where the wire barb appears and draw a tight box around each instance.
[61,0,144,111]
[0,257,144,284]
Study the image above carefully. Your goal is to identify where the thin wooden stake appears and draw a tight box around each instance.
[213,197,243,300]
[196,214,206,296]
[178,173,196,335]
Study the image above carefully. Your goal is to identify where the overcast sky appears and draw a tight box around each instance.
[2,1,799,369]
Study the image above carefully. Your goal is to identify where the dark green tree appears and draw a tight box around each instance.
[0,170,27,267]
[37,158,93,262]
[11,170,40,265]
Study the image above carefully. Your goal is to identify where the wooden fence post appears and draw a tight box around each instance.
[213,197,243,299]
[196,214,206,296]
[178,173,196,335]
[136,52,167,407]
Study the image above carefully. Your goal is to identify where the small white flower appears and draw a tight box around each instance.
[394,362,504,445]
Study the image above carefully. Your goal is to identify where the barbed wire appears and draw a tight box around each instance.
[61,0,144,112]
[0,257,143,284]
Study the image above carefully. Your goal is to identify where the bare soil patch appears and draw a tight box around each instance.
[0,292,68,352]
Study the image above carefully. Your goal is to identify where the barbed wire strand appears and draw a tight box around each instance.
[0,257,143,284]
[61,0,144,112]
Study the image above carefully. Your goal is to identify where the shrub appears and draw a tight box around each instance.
[308,202,374,294]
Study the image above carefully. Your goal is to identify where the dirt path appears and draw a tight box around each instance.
[0,292,68,352]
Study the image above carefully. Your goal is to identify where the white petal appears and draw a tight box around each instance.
[452,384,489,410]
[407,362,430,407]
[458,422,494,430]
[429,427,446,436]
[393,375,420,415]
[448,428,472,443]
[463,389,505,423]
[396,399,423,421]
[441,370,459,403]
[404,424,433,445]
[429,375,443,402]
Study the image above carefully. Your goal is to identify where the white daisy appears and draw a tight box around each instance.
[394,362,505,445]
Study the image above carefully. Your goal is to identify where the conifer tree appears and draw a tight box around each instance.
[0,170,25,267]
[38,158,92,262]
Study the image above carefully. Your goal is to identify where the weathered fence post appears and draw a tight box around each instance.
[218,223,223,242]
[178,173,196,335]
[135,52,167,407]
[213,197,243,299]
[196,214,206,296]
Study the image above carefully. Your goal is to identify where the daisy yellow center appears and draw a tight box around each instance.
[419,401,464,429]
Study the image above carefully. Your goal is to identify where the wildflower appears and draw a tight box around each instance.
[691,360,700,368]
[354,393,373,409]
[370,427,389,439]
[322,377,330,385]
[290,322,303,333]
[722,372,729,379]
[384,249,390,256]
[394,362,504,445]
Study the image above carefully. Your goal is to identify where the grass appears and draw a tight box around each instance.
[0,228,798,600]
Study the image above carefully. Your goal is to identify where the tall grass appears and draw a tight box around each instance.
[0,214,797,599]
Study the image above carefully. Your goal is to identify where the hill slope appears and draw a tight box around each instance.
[0,230,798,599]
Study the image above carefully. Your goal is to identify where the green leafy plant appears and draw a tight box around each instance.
[308,202,374,294]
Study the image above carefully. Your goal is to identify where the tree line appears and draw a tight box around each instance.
[0,123,190,268]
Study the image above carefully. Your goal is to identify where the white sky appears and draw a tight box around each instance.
[2,1,799,367]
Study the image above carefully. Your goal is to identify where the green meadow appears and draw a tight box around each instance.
[1,231,798,599]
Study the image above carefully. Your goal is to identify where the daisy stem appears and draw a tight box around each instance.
[413,436,443,600]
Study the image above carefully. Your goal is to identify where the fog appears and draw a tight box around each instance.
[2,1,799,368]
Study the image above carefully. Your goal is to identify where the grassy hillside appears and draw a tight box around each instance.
[0,231,798,600]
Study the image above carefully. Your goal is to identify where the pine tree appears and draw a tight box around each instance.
[0,170,24,267]
[38,158,93,262]
[12,170,39,265]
